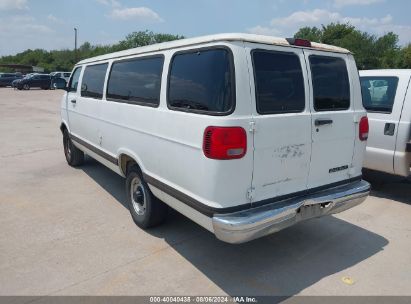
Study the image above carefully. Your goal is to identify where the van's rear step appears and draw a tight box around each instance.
[213,180,370,244]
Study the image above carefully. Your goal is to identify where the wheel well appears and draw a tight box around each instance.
[119,154,141,176]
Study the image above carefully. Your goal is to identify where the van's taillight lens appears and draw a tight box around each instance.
[359,116,369,141]
[203,126,247,160]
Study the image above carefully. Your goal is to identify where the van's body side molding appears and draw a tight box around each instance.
[143,173,249,217]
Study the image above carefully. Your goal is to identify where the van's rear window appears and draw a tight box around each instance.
[252,50,305,114]
[168,48,235,115]
[360,76,398,113]
[309,56,350,111]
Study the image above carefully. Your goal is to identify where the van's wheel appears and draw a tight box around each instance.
[23,84,30,90]
[126,165,167,229]
[62,129,84,166]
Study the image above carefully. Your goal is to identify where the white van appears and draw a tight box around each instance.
[60,34,370,243]
[360,70,411,177]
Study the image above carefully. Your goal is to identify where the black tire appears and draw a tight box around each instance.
[63,129,84,166]
[23,84,30,90]
[126,165,167,229]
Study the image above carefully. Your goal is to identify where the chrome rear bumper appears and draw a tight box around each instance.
[212,180,370,244]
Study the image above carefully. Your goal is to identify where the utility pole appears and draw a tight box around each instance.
[74,27,78,62]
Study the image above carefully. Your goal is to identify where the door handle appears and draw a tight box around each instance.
[70,99,77,104]
[384,123,395,136]
[315,119,333,126]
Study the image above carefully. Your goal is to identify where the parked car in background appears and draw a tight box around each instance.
[51,77,67,89]
[50,71,71,82]
[12,78,21,89]
[16,74,51,90]
[60,33,370,244]
[360,69,411,177]
[12,73,41,89]
[0,73,23,87]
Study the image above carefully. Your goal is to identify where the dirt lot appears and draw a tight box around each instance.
[0,88,410,297]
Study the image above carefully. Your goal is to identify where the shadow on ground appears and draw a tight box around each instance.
[81,159,388,296]
[363,169,411,205]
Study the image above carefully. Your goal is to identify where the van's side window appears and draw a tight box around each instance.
[310,56,350,111]
[81,63,108,99]
[68,67,82,92]
[107,56,164,106]
[168,48,235,115]
[252,50,305,114]
[360,77,399,113]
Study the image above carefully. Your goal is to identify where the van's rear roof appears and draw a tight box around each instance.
[77,33,351,65]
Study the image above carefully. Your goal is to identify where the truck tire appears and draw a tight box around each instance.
[126,165,167,229]
[63,129,84,166]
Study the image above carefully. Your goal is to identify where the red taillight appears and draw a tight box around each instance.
[359,116,369,141]
[286,38,312,47]
[203,126,247,160]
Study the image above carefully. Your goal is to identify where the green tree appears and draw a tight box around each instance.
[0,30,184,72]
[293,23,404,69]
[294,26,323,42]
[118,30,184,50]
[321,23,356,45]
[375,32,400,68]
[398,44,411,68]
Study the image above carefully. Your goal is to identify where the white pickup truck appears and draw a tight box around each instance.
[360,70,411,177]
[60,34,370,243]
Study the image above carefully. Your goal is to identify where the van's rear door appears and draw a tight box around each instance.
[246,43,312,204]
[303,50,356,188]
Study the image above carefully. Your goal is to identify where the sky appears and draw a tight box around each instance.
[0,0,410,56]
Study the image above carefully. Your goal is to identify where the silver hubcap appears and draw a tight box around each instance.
[131,176,146,215]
